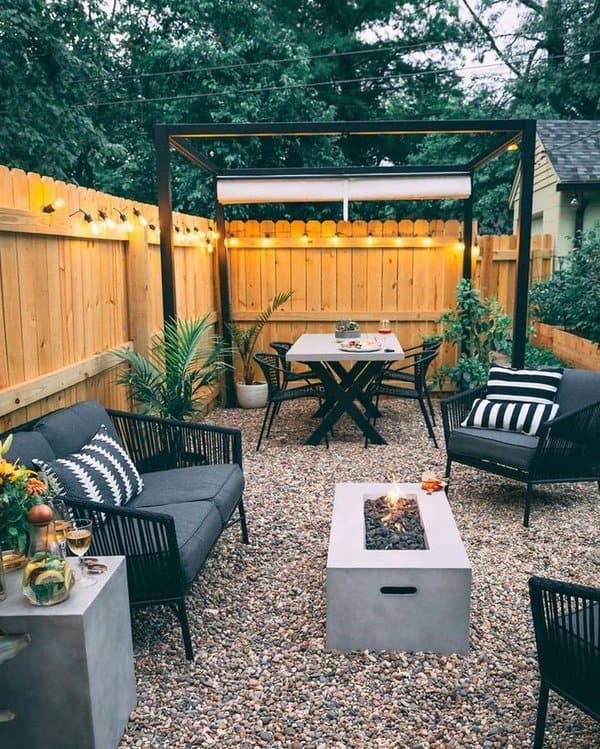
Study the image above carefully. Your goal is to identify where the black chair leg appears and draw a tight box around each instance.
[533,682,549,749]
[418,396,438,448]
[238,496,249,544]
[425,387,436,426]
[524,483,534,527]
[176,598,194,660]
[256,403,272,451]
[445,458,452,494]
[266,400,279,437]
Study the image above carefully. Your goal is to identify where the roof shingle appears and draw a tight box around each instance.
[538,120,600,184]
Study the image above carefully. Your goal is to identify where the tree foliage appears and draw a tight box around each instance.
[0,0,597,230]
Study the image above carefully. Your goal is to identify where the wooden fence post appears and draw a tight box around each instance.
[127,224,152,356]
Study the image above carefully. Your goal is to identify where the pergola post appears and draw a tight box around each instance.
[512,121,536,368]
[154,125,177,323]
[462,195,474,279]
[214,197,235,406]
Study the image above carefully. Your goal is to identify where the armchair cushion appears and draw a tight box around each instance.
[4,431,56,469]
[34,425,144,507]
[486,366,563,404]
[34,400,122,456]
[157,501,223,585]
[128,464,244,525]
[556,368,600,412]
[448,426,539,471]
[461,398,559,436]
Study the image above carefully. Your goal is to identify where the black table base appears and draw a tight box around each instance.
[303,360,387,446]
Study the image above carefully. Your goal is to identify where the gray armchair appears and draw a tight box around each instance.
[441,368,600,526]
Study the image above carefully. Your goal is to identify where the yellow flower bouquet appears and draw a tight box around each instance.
[0,435,48,553]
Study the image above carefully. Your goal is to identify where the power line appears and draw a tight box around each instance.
[75,47,599,109]
[71,25,575,87]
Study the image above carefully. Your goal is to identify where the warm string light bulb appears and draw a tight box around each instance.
[42,197,65,213]
[133,207,148,226]
[69,208,100,235]
[98,210,116,230]
[114,208,132,232]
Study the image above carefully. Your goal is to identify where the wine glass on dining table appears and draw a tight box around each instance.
[65,518,96,587]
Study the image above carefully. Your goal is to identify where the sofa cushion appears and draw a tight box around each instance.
[461,398,559,436]
[448,427,539,471]
[128,464,244,525]
[556,369,600,413]
[154,502,223,585]
[486,366,563,405]
[34,425,144,507]
[34,400,121,457]
[4,431,56,469]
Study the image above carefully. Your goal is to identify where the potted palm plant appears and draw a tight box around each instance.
[114,314,230,420]
[226,290,293,408]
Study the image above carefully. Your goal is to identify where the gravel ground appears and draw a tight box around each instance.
[119,399,600,749]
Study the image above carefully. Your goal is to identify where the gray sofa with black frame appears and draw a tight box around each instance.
[2,400,249,660]
[441,368,600,526]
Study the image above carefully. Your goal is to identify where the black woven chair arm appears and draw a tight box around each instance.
[441,385,487,440]
[254,356,320,390]
[61,495,176,527]
[107,408,242,471]
[529,575,600,601]
[62,496,186,596]
[531,400,600,479]
[541,398,600,430]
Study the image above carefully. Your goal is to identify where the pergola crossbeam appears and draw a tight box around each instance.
[155,118,537,380]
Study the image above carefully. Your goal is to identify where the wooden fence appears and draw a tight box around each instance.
[227,220,553,374]
[0,166,553,426]
[0,166,217,429]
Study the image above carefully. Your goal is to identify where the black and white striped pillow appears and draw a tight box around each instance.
[34,425,143,507]
[486,366,563,405]
[461,398,559,436]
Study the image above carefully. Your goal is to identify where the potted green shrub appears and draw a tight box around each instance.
[226,290,293,408]
[114,314,230,420]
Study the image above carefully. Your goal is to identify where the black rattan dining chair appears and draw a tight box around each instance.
[529,576,600,748]
[380,338,442,425]
[253,352,328,450]
[270,341,321,388]
[366,343,441,447]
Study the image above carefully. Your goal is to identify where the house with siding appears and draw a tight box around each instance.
[510,120,600,257]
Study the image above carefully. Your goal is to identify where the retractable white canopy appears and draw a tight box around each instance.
[216,172,471,205]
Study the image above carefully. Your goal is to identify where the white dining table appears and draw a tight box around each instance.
[286,332,404,445]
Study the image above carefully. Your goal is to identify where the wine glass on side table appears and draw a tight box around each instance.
[65,519,96,587]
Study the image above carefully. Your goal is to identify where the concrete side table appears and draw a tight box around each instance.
[0,556,136,749]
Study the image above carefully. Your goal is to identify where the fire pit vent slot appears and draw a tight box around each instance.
[380,586,417,596]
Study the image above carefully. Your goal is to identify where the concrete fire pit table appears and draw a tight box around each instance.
[326,482,472,654]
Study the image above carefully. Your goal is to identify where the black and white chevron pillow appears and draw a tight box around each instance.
[34,425,143,507]
[461,398,559,436]
[486,366,563,405]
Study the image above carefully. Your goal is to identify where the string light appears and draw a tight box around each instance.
[69,208,100,235]
[206,237,214,254]
[98,209,116,229]
[114,208,133,232]
[133,207,148,226]
[42,197,65,213]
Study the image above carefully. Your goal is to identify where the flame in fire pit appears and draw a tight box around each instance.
[381,484,409,531]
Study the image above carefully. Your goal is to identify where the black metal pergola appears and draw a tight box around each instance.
[154,119,536,371]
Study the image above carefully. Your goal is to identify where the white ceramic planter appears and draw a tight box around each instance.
[235,381,268,409]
